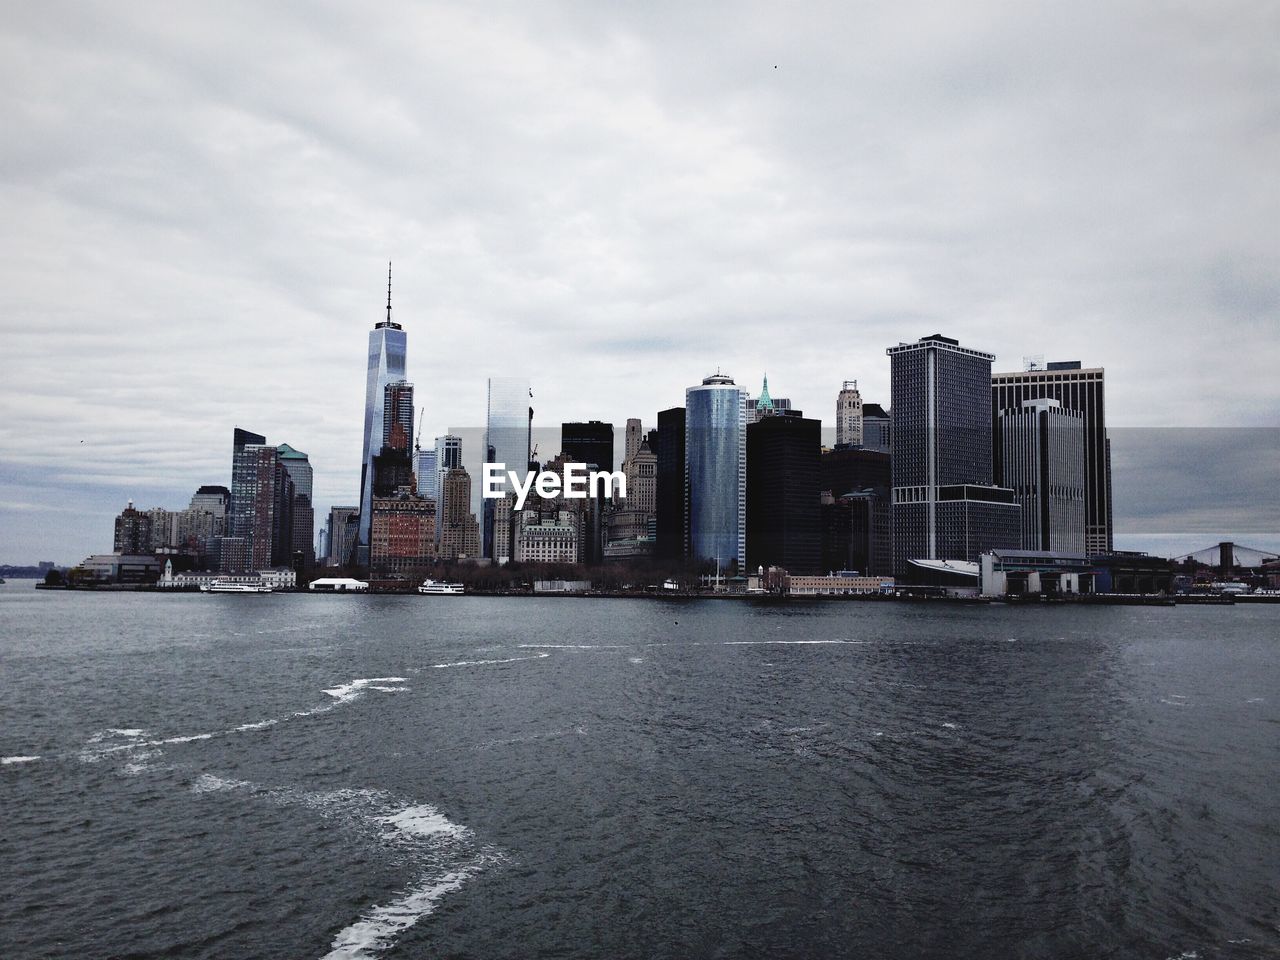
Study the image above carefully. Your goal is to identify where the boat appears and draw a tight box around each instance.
[418,579,465,595]
[200,580,273,594]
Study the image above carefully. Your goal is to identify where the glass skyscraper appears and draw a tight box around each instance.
[483,377,531,557]
[685,373,747,571]
[356,265,407,564]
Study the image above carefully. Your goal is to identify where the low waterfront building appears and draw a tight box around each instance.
[75,553,162,584]
[158,563,297,590]
[978,549,1092,597]
[1090,552,1175,594]
[782,572,896,595]
[308,577,370,592]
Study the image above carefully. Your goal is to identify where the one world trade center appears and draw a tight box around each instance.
[355,263,407,565]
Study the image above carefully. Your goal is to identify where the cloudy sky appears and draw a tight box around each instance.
[1,0,1277,565]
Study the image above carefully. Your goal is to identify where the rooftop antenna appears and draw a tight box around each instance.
[385,261,393,324]
[1023,354,1045,371]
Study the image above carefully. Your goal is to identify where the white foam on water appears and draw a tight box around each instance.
[365,686,409,693]
[1246,697,1263,703]
[234,719,279,731]
[377,804,472,842]
[517,643,625,649]
[318,860,494,960]
[628,657,644,664]
[941,722,960,730]
[2,755,41,765]
[160,733,214,744]
[430,653,550,669]
[191,773,254,794]
[322,678,410,705]
[106,728,146,738]
[1159,699,1189,707]
[724,639,865,645]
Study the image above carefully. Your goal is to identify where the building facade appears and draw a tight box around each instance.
[998,398,1086,553]
[439,467,481,560]
[685,373,748,571]
[370,492,437,575]
[746,413,822,575]
[655,407,686,561]
[991,361,1113,554]
[561,421,614,474]
[836,380,863,448]
[484,377,532,557]
[888,334,1020,574]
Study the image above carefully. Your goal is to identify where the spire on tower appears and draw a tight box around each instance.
[386,261,392,323]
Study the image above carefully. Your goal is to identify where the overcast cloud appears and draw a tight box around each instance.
[1,0,1277,564]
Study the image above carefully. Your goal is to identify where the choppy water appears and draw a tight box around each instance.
[1,581,1278,959]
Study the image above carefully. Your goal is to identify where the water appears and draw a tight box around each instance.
[2,581,1278,959]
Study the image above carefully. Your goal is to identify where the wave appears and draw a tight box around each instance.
[723,639,866,645]
[429,653,550,669]
[1,755,41,765]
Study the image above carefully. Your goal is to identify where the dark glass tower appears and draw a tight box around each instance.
[561,421,614,473]
[655,407,686,561]
[746,413,822,574]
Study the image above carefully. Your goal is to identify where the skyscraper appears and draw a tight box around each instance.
[432,435,462,550]
[836,380,863,448]
[887,334,1020,574]
[231,442,295,570]
[357,264,408,565]
[861,403,892,454]
[483,377,532,557]
[685,373,748,571]
[561,421,614,474]
[746,412,822,574]
[623,418,643,465]
[998,399,1086,553]
[277,444,314,568]
[372,381,415,496]
[440,467,481,560]
[655,407,686,561]
[991,361,1113,554]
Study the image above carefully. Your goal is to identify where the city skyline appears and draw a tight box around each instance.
[2,3,1277,563]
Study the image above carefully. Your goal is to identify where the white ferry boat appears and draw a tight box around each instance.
[418,579,465,595]
[200,580,274,594]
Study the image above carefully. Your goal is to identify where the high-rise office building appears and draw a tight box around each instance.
[113,501,151,554]
[655,407,686,561]
[745,375,792,423]
[887,334,1020,574]
[277,444,314,567]
[998,399,1086,553]
[382,381,415,454]
[561,421,614,474]
[370,491,436,575]
[861,403,892,454]
[623,418,643,465]
[233,427,266,458]
[440,467,481,560]
[413,446,437,498]
[746,413,822,574]
[685,373,748,571]
[991,361,1113,554]
[484,377,532,557]
[231,442,295,570]
[432,435,462,549]
[327,505,359,566]
[821,490,892,576]
[836,381,863,448]
[357,265,408,565]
